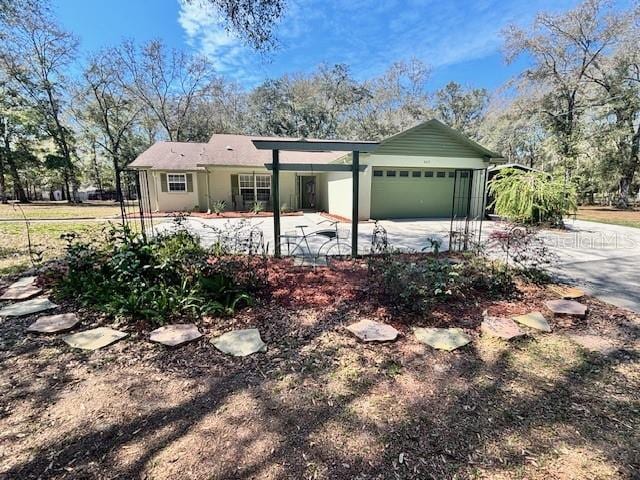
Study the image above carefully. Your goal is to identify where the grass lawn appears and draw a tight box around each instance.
[1,261,638,479]
[576,205,640,228]
[0,221,116,275]
[0,201,123,220]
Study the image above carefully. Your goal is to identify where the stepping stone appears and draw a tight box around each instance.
[512,311,551,332]
[481,316,524,340]
[414,327,471,351]
[0,284,42,301]
[346,319,399,342]
[211,328,266,356]
[150,323,202,347]
[9,276,37,288]
[63,327,127,350]
[550,285,585,299]
[545,299,588,318]
[27,313,80,333]
[0,297,57,317]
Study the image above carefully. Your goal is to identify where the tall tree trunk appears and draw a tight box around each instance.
[0,155,7,204]
[91,142,104,200]
[3,144,28,202]
[113,157,123,203]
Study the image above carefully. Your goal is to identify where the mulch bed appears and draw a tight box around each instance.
[1,258,639,479]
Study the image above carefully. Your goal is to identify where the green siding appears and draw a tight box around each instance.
[370,169,469,219]
[375,121,483,158]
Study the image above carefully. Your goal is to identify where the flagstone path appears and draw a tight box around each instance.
[414,327,472,351]
[211,328,267,356]
[0,297,58,317]
[27,313,80,333]
[346,319,399,342]
[513,311,552,332]
[63,327,127,351]
[150,324,202,347]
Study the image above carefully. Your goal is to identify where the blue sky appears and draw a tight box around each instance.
[53,0,584,91]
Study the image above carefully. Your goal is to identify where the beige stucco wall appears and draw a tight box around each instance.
[324,168,371,221]
[142,170,202,212]
[141,166,300,213]
[206,167,297,212]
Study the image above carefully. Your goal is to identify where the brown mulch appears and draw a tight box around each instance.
[1,260,639,479]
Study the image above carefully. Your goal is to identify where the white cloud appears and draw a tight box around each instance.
[177,0,581,87]
[177,0,257,81]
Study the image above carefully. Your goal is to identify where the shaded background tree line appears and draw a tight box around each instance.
[0,0,638,207]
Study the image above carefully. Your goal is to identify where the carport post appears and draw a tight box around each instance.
[272,149,281,257]
[352,150,359,257]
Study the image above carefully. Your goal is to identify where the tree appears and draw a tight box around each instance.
[503,0,626,197]
[115,40,215,142]
[489,168,577,225]
[0,0,80,201]
[248,64,368,138]
[0,85,42,202]
[184,0,286,51]
[433,81,488,138]
[76,50,142,202]
[343,59,431,139]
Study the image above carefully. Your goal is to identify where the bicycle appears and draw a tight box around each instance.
[281,219,351,268]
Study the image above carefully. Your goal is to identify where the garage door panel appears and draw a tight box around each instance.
[370,171,469,219]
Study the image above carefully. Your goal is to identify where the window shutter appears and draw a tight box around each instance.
[186,173,193,192]
[160,173,167,192]
[230,174,239,195]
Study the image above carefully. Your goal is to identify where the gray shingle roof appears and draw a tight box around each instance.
[129,134,347,170]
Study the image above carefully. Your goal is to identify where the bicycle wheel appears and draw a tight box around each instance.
[324,241,352,269]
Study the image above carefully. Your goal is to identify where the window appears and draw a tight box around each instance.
[412,171,421,178]
[460,171,469,178]
[373,170,383,177]
[437,172,446,178]
[425,171,434,178]
[399,170,409,177]
[167,174,187,192]
[386,170,396,177]
[239,174,271,203]
[448,171,455,178]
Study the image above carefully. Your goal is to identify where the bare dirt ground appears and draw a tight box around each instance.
[1,261,639,479]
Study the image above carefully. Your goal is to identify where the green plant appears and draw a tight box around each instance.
[488,168,577,226]
[368,252,513,314]
[56,225,265,325]
[212,200,226,215]
[251,201,264,214]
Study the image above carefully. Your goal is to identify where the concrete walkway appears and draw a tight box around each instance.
[158,214,640,313]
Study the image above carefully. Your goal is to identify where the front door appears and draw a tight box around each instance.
[298,176,317,209]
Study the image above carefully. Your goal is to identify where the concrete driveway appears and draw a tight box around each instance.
[539,219,640,313]
[158,213,640,313]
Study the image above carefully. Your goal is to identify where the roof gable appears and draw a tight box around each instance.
[375,119,500,158]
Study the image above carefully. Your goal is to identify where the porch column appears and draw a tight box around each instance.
[205,169,212,213]
[272,149,281,257]
[352,150,359,258]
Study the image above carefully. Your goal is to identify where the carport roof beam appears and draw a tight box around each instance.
[264,163,368,172]
[252,139,379,152]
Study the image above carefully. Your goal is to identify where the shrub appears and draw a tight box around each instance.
[212,200,226,215]
[367,252,513,314]
[487,224,556,283]
[56,224,266,325]
[488,168,577,226]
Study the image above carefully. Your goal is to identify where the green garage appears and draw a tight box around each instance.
[370,168,458,219]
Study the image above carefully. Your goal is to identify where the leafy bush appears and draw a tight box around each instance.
[211,200,226,215]
[488,168,577,226]
[367,252,513,314]
[487,224,556,283]
[57,224,266,325]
